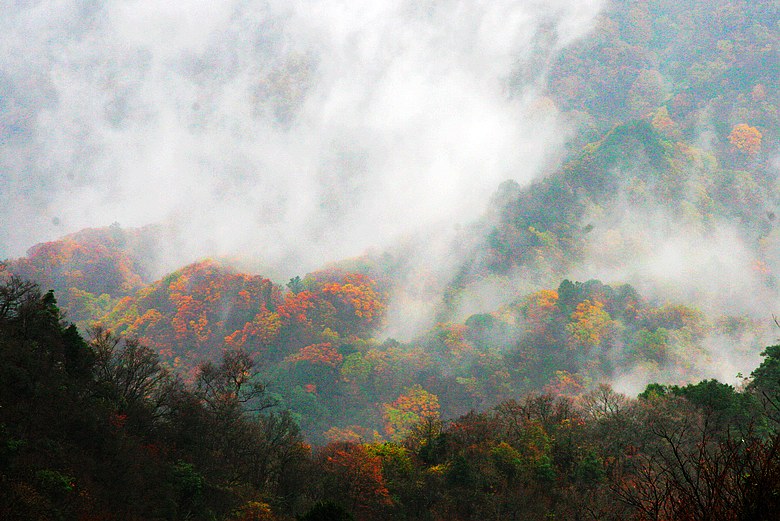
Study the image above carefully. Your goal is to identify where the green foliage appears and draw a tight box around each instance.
[172,461,204,503]
[5,278,780,521]
[490,442,523,482]
[672,379,740,411]
[574,450,605,484]
[445,455,476,488]
[750,344,780,398]
[638,382,670,400]
[35,469,75,497]
[298,501,354,521]
[632,327,670,362]
[1,2,778,516]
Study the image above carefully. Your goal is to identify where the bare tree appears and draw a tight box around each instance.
[195,348,276,417]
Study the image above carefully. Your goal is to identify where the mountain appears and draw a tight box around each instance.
[2,0,780,519]
[1,225,163,328]
[2,228,770,442]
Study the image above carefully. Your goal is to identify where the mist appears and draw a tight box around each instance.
[1,0,604,278]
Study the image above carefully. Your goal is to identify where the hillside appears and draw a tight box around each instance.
[2,277,780,520]
[1,0,779,518]
[3,234,770,443]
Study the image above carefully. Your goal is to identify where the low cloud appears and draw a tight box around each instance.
[1,0,604,279]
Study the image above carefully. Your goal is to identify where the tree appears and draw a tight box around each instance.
[728,124,762,155]
[626,69,666,117]
[383,385,441,441]
[748,344,780,424]
[582,383,628,422]
[90,326,174,416]
[196,348,275,416]
[287,343,343,367]
[224,305,281,351]
[318,443,391,519]
[320,274,386,334]
[567,299,614,346]
[299,501,354,521]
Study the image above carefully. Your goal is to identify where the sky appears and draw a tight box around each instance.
[1,0,604,275]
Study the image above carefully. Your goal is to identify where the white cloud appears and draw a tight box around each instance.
[1,0,603,278]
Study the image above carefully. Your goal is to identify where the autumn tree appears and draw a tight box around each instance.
[224,305,281,352]
[522,289,560,337]
[728,123,762,155]
[320,274,386,334]
[384,385,441,441]
[626,69,666,117]
[318,443,392,519]
[567,299,614,346]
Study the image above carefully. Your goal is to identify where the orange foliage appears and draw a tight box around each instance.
[323,425,379,444]
[286,343,343,367]
[436,322,475,361]
[134,309,163,330]
[728,123,762,155]
[230,501,276,521]
[4,227,147,325]
[365,346,431,382]
[321,273,386,329]
[320,443,392,514]
[752,260,771,276]
[523,289,559,318]
[383,385,440,440]
[651,107,679,138]
[224,305,281,349]
[277,290,316,324]
[543,370,585,397]
[171,294,210,343]
[105,260,283,366]
[522,289,560,337]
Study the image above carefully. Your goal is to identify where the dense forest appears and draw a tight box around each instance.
[1,0,779,518]
[2,278,780,520]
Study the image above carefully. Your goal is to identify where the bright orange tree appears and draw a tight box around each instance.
[103,260,283,367]
[728,123,762,155]
[321,273,386,334]
[224,305,281,350]
[522,289,560,338]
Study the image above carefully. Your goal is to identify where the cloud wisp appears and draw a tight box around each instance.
[1,0,604,276]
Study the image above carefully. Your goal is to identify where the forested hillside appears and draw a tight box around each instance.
[1,0,779,519]
[4,246,769,444]
[2,278,780,520]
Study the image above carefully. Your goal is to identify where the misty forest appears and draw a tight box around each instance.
[1,0,779,519]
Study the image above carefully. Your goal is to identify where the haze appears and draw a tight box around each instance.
[1,0,603,274]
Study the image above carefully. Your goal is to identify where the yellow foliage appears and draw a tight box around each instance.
[567,300,613,346]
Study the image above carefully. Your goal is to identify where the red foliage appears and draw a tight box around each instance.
[320,443,392,516]
[224,305,281,350]
[277,290,316,324]
[109,260,282,366]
